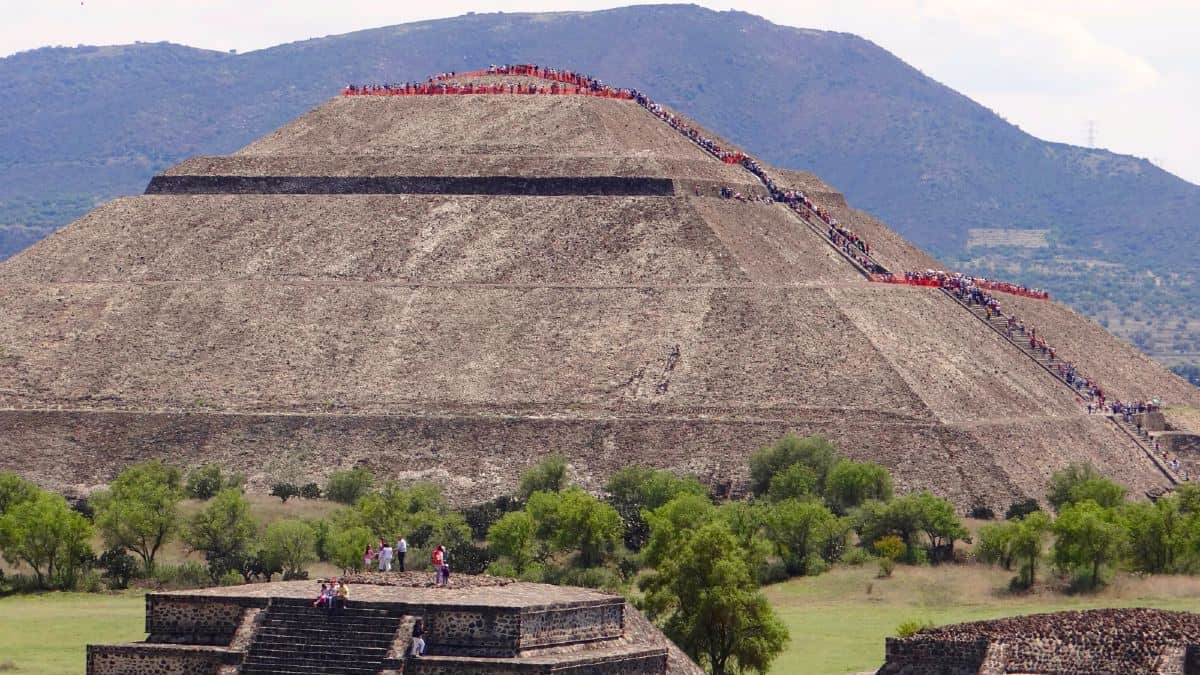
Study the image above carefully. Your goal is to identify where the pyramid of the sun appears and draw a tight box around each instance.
[2,73,1197,507]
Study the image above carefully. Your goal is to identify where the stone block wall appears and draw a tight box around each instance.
[518,600,624,649]
[877,636,989,675]
[86,645,238,675]
[424,606,522,655]
[145,595,265,645]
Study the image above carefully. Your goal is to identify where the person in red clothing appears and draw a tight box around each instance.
[432,545,448,587]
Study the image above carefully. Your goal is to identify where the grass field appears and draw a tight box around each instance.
[5,563,1200,674]
[0,592,144,674]
[764,563,1200,674]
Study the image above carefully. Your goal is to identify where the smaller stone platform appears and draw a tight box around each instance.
[87,573,690,675]
[877,608,1200,675]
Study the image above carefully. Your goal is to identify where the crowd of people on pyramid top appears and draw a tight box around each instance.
[344,64,637,98]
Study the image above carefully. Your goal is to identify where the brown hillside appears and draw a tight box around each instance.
[0,79,1191,506]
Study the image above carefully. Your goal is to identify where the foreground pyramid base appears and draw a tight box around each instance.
[87,574,699,675]
[876,608,1200,674]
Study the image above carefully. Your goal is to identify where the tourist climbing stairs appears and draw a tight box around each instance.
[239,599,403,675]
[943,288,1180,485]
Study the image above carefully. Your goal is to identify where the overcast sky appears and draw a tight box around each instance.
[3,1,1198,184]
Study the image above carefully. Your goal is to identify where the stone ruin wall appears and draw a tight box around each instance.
[517,601,625,650]
[86,645,239,675]
[877,609,1200,675]
[878,636,991,675]
[145,596,263,645]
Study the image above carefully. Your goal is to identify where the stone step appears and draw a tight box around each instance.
[251,630,395,648]
[250,641,390,658]
[241,652,383,671]
[269,605,393,618]
[260,617,399,633]
[247,643,386,658]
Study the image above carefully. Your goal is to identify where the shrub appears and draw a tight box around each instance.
[749,435,837,496]
[151,561,210,589]
[77,569,104,593]
[270,483,300,503]
[518,455,569,500]
[841,547,875,567]
[968,503,996,520]
[185,464,237,501]
[97,547,139,590]
[309,519,332,561]
[464,495,522,540]
[895,618,934,638]
[1005,498,1041,520]
[874,535,905,578]
[1047,463,1126,511]
[219,570,243,586]
[299,483,322,500]
[325,468,373,505]
[260,520,317,579]
[824,460,893,514]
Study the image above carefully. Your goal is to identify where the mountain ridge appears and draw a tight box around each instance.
[2,4,1197,363]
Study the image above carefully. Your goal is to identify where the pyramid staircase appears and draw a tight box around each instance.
[225,593,672,672]
[239,599,404,675]
[942,288,1179,486]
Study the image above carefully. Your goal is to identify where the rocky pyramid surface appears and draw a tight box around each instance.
[2,69,1195,507]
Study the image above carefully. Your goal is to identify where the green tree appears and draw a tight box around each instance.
[487,510,537,575]
[606,467,707,551]
[270,483,300,503]
[1009,511,1052,588]
[823,460,893,514]
[606,467,706,510]
[327,524,374,572]
[1052,500,1125,589]
[975,521,1016,570]
[764,499,836,576]
[852,492,965,563]
[0,491,93,589]
[766,463,818,503]
[1047,463,1125,511]
[260,519,317,579]
[518,455,569,500]
[640,521,789,675]
[526,488,622,567]
[642,494,717,568]
[748,435,837,496]
[0,472,38,514]
[1120,498,1184,574]
[352,482,471,550]
[185,464,241,500]
[325,468,374,505]
[911,492,968,563]
[1175,484,1200,515]
[185,488,257,564]
[92,460,184,573]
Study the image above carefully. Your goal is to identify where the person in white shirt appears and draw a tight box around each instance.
[395,537,408,572]
[378,539,393,572]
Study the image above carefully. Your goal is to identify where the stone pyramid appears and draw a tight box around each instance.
[2,69,1196,508]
